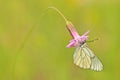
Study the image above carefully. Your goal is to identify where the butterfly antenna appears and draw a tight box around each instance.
[86,38,99,43]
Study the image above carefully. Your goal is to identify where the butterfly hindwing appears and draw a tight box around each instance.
[84,45,103,71]
[73,43,103,71]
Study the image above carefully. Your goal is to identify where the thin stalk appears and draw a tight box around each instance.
[48,7,69,23]
[12,24,37,80]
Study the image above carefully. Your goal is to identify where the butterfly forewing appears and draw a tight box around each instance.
[73,43,103,71]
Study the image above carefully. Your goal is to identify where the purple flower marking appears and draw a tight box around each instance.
[66,21,89,48]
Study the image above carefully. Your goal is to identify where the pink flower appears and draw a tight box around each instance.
[66,21,89,48]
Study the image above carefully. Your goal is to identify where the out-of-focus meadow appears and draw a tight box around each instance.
[0,0,120,80]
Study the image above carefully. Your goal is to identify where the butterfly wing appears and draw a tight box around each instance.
[73,43,103,71]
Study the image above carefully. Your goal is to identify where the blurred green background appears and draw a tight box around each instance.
[0,0,120,80]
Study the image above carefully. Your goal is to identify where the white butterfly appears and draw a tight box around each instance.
[73,43,103,71]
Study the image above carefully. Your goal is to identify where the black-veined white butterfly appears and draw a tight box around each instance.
[73,43,103,71]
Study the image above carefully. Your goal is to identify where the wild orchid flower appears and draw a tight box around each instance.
[66,21,89,48]
[66,21,103,71]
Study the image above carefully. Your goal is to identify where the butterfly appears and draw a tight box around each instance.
[66,21,103,71]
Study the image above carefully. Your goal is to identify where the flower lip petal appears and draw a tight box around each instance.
[66,40,76,48]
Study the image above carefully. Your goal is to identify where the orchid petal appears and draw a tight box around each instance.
[66,40,76,48]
